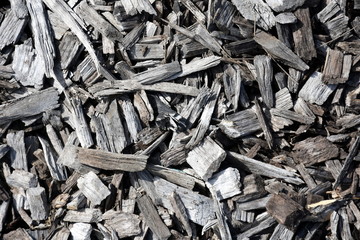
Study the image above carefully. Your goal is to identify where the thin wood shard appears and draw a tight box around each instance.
[74,146,147,172]
[227,151,304,185]
[0,9,28,50]
[0,88,59,125]
[103,211,141,238]
[26,0,55,78]
[254,55,274,108]
[6,131,27,171]
[254,31,309,71]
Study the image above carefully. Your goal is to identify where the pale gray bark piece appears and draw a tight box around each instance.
[6,131,27,171]
[299,72,336,105]
[69,97,93,148]
[186,137,226,180]
[219,109,261,138]
[38,136,67,181]
[135,61,181,84]
[270,108,314,125]
[0,88,59,125]
[147,164,196,190]
[45,124,63,155]
[12,39,44,89]
[134,90,154,127]
[186,80,221,148]
[104,99,128,152]
[293,97,316,119]
[63,209,102,223]
[214,0,237,31]
[231,0,276,30]
[75,1,122,42]
[47,10,69,40]
[269,223,295,240]
[179,0,206,23]
[169,192,193,237]
[26,187,49,221]
[6,170,38,189]
[77,171,111,205]
[236,213,277,239]
[26,0,55,78]
[227,151,304,185]
[167,56,222,80]
[43,0,101,70]
[119,97,142,143]
[120,0,156,15]
[0,10,28,50]
[207,167,242,200]
[104,212,141,238]
[70,223,92,240]
[154,177,215,226]
[59,31,83,69]
[275,12,297,24]
[339,207,354,240]
[9,0,28,19]
[3,228,32,240]
[51,227,71,240]
[254,31,309,71]
[254,55,274,108]
[236,195,271,211]
[129,43,166,61]
[0,201,10,232]
[265,0,305,12]
[73,146,147,171]
[0,144,9,160]
[67,192,87,211]
[136,194,171,240]
[275,88,293,110]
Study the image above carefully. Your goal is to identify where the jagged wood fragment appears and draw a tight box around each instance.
[266,193,304,231]
[6,170,38,189]
[179,0,206,23]
[269,224,295,240]
[270,108,314,124]
[26,0,55,77]
[26,187,49,221]
[275,88,293,110]
[119,97,142,143]
[59,32,83,69]
[103,211,141,238]
[68,96,93,148]
[0,10,28,50]
[129,43,166,61]
[254,55,274,108]
[6,131,27,171]
[38,136,67,181]
[207,167,242,200]
[214,0,236,30]
[322,48,349,84]
[219,109,261,138]
[265,0,306,12]
[63,209,102,223]
[70,223,92,240]
[291,7,316,61]
[169,191,193,237]
[227,151,304,185]
[236,213,277,239]
[231,0,276,30]
[254,99,274,149]
[154,177,215,226]
[12,39,44,88]
[77,171,111,205]
[292,136,339,166]
[186,80,221,148]
[236,195,271,210]
[136,194,171,240]
[333,136,360,188]
[254,31,309,71]
[0,88,59,125]
[147,164,195,190]
[3,228,32,240]
[186,137,226,180]
[120,0,156,15]
[68,146,147,172]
